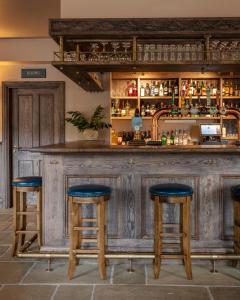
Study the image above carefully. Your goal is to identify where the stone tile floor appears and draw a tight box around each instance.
[0,208,240,300]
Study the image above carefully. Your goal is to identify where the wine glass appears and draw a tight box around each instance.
[122,41,131,61]
[110,42,120,62]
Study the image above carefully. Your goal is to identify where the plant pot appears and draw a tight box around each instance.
[82,129,99,140]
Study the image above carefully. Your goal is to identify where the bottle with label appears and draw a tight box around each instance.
[166,131,171,145]
[183,130,188,145]
[201,81,206,96]
[140,84,145,97]
[168,80,173,96]
[229,81,234,96]
[161,131,167,145]
[145,104,150,116]
[174,129,179,145]
[170,130,175,145]
[145,83,151,96]
[132,80,138,96]
[150,81,155,96]
[224,81,230,96]
[128,81,133,96]
[159,83,164,96]
[174,80,179,96]
[154,81,159,96]
[163,81,169,96]
[141,104,146,117]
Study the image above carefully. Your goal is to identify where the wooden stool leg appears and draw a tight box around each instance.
[233,200,240,267]
[37,187,42,248]
[182,196,192,280]
[98,198,106,279]
[68,196,77,280]
[12,187,19,256]
[154,196,162,279]
[20,191,27,246]
[75,203,80,266]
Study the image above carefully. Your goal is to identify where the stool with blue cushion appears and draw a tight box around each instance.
[231,185,240,267]
[67,184,111,280]
[149,183,193,280]
[12,176,42,256]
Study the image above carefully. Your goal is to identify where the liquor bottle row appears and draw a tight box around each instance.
[112,78,240,99]
[140,80,178,97]
[158,129,192,145]
[111,130,152,145]
[181,79,219,98]
[222,80,240,97]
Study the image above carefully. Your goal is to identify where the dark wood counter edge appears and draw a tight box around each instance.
[22,141,240,154]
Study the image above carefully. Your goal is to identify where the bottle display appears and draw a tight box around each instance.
[111,74,240,144]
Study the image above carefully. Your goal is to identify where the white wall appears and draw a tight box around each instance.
[61,0,240,18]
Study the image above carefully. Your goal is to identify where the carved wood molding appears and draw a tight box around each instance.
[50,18,240,39]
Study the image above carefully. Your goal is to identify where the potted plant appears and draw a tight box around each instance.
[65,105,111,140]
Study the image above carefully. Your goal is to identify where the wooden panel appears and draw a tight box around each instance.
[18,95,33,148]
[141,175,199,240]
[39,93,54,146]
[0,144,3,208]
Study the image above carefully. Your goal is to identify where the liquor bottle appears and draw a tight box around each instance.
[224,81,230,96]
[166,131,171,145]
[150,104,156,116]
[168,80,173,96]
[111,101,116,117]
[159,83,164,96]
[189,80,194,96]
[154,81,159,96]
[161,131,167,145]
[145,104,150,116]
[128,81,133,96]
[174,80,179,96]
[141,104,146,117]
[170,130,175,145]
[133,80,138,96]
[163,81,168,96]
[229,81,234,96]
[201,81,206,96]
[125,101,130,116]
[174,129,179,145]
[150,81,155,96]
[145,83,151,96]
[178,129,183,145]
[140,84,145,97]
[181,81,186,97]
[182,130,188,145]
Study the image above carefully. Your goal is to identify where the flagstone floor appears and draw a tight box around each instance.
[0,208,239,300]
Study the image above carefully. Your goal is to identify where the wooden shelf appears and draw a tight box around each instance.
[111,116,153,120]
[111,96,138,99]
[160,116,221,120]
[222,96,240,99]
[140,96,179,99]
[184,96,217,99]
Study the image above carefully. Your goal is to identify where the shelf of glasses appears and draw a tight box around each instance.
[184,96,217,99]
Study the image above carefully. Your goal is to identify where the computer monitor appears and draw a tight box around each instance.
[200,124,221,136]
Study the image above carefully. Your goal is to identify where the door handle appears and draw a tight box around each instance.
[12,146,18,153]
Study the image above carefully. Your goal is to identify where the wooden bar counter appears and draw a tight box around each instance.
[29,141,240,253]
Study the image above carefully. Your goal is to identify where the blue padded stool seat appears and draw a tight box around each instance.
[231,185,240,201]
[67,184,111,198]
[150,183,193,197]
[12,176,42,188]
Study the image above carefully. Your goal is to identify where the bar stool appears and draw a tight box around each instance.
[67,184,111,280]
[12,176,42,256]
[231,185,240,267]
[149,183,193,279]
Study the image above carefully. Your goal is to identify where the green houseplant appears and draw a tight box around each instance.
[65,105,111,140]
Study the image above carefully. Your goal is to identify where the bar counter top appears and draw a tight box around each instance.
[27,141,240,154]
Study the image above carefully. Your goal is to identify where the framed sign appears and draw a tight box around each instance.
[21,68,46,78]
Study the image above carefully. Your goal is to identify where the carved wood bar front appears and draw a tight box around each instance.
[33,143,240,254]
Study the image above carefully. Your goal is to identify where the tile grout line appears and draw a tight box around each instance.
[145,264,148,285]
[50,284,60,300]
[19,261,37,284]
[90,284,96,300]
[206,286,215,300]
[110,264,114,284]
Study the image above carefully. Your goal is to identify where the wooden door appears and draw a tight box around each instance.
[2,82,65,207]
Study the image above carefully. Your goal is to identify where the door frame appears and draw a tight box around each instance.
[2,81,65,208]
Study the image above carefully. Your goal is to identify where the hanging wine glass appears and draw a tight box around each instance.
[100,42,109,62]
[89,43,99,62]
[110,42,120,62]
[122,41,131,61]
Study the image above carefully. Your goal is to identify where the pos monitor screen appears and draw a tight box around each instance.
[200,124,221,136]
